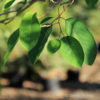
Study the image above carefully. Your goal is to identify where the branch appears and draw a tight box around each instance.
[41,0,74,28]
[0,0,74,25]
[0,0,45,24]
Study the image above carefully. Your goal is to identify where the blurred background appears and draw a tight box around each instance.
[0,0,100,100]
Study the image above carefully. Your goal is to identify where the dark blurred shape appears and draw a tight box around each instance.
[97,43,100,53]
[60,70,100,91]
[67,70,79,82]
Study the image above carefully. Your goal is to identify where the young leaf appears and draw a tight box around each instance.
[4,0,15,9]
[65,18,97,65]
[60,36,84,68]
[85,0,98,8]
[29,26,52,64]
[2,29,19,65]
[19,12,41,51]
[47,39,61,54]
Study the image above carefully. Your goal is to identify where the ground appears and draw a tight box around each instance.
[0,54,100,100]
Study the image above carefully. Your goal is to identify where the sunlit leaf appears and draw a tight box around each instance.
[65,18,97,65]
[29,26,52,64]
[2,29,19,65]
[47,39,61,54]
[60,36,84,68]
[19,12,41,51]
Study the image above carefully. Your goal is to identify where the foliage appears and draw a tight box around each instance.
[0,0,98,68]
[19,12,41,51]
[47,39,61,54]
[2,29,19,65]
[65,18,97,65]
[4,0,16,9]
[29,26,52,64]
[60,36,84,68]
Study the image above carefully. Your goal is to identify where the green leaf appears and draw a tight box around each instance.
[40,17,53,24]
[29,26,52,64]
[4,0,15,9]
[47,39,61,54]
[65,18,97,65]
[19,12,41,51]
[60,36,84,68]
[85,0,98,8]
[2,29,19,65]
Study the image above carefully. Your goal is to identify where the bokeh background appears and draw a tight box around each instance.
[0,0,100,100]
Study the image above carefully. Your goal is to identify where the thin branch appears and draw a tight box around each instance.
[51,0,74,24]
[0,10,17,16]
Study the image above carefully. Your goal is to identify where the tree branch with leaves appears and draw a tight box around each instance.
[0,0,98,69]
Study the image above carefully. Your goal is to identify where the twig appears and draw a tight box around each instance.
[39,5,54,18]
[58,1,64,37]
[41,24,52,27]
[0,10,17,16]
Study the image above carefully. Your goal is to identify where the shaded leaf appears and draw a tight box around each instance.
[4,0,15,9]
[41,17,53,24]
[47,39,61,54]
[2,29,19,65]
[19,12,41,51]
[29,26,52,64]
[60,36,84,68]
[85,0,98,8]
[65,18,97,65]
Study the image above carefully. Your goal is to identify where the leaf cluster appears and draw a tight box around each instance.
[0,0,98,68]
